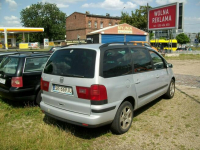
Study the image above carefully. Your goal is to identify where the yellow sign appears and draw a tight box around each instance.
[49,42,55,46]
[118,26,132,34]
[19,43,28,49]
[0,35,16,38]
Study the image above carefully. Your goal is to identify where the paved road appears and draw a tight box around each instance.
[175,74,200,88]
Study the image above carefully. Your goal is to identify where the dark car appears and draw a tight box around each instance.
[0,52,19,63]
[176,47,187,51]
[0,52,50,104]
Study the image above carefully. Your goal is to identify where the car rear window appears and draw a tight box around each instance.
[44,49,96,78]
[24,57,49,72]
[0,56,19,74]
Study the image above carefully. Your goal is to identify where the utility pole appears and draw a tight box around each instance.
[147,3,149,42]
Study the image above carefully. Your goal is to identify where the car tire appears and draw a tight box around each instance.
[164,79,175,99]
[36,90,42,106]
[110,101,133,134]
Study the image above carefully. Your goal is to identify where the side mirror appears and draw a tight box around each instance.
[168,63,173,68]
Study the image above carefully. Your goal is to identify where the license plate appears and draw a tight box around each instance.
[52,84,73,95]
[0,78,5,84]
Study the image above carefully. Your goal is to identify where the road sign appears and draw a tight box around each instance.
[148,3,178,30]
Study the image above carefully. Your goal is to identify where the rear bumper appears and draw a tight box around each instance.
[40,101,117,128]
[0,87,35,101]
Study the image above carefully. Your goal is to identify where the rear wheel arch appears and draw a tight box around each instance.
[119,96,136,111]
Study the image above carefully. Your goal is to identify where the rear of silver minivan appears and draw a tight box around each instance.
[40,47,117,127]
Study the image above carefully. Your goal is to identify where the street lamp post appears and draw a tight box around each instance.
[122,7,125,12]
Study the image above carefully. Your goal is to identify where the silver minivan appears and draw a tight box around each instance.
[40,43,175,134]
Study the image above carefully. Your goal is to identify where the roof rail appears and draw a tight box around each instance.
[61,43,88,48]
[99,42,134,49]
[61,44,80,47]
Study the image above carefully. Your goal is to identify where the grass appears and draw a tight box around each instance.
[165,54,200,60]
[191,47,200,51]
[0,99,102,150]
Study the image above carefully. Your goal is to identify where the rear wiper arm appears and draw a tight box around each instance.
[65,74,85,78]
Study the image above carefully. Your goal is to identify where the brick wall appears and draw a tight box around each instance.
[66,30,86,41]
[66,12,121,41]
[66,12,86,40]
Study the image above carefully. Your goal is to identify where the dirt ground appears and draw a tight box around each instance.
[168,60,200,76]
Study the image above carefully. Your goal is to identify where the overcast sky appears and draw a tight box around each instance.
[0,0,200,33]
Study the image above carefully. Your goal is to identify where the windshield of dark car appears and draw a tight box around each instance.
[44,49,96,78]
[0,56,19,74]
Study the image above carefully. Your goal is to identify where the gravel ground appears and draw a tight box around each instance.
[175,74,200,88]
[168,60,200,88]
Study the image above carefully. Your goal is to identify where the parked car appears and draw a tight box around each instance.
[0,52,19,63]
[0,52,50,104]
[49,46,62,53]
[40,43,175,134]
[176,47,187,51]
[49,45,75,53]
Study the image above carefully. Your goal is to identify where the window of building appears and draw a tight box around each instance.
[130,49,153,73]
[100,22,103,28]
[115,23,118,25]
[109,22,112,26]
[74,15,76,19]
[103,48,132,78]
[94,21,97,28]
[88,21,91,28]
[150,51,164,70]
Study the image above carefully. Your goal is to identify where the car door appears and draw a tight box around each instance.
[130,48,160,108]
[149,51,170,94]
[23,56,49,93]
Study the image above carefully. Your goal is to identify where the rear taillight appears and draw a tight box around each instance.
[76,86,90,99]
[76,84,108,102]
[90,85,107,101]
[11,77,23,87]
[41,78,49,91]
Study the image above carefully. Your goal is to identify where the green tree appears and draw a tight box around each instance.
[197,33,200,42]
[149,32,154,40]
[20,2,66,43]
[176,33,190,45]
[120,5,151,31]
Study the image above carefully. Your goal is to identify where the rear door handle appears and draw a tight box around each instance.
[156,75,159,78]
[135,79,140,84]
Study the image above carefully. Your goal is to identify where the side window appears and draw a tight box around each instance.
[131,49,153,73]
[150,51,164,70]
[24,57,49,72]
[103,48,132,78]
[94,21,97,28]
[0,56,5,63]
[88,21,91,28]
[100,22,103,28]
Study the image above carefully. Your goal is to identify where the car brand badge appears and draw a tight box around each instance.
[60,77,64,83]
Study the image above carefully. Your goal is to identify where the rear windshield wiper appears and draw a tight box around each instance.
[64,74,85,78]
